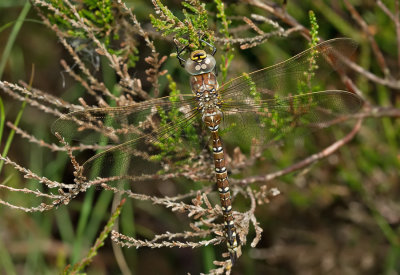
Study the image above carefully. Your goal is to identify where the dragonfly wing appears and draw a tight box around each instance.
[51,95,198,145]
[217,38,362,149]
[220,90,363,149]
[219,38,358,100]
[79,109,201,181]
[52,95,203,180]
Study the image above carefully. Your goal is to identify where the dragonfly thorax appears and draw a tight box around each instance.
[190,72,221,112]
[198,88,219,108]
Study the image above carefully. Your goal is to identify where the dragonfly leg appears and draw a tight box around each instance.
[174,38,188,67]
[199,38,217,56]
[199,39,217,75]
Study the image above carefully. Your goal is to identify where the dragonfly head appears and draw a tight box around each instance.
[184,49,216,75]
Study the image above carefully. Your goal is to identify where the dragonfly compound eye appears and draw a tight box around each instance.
[185,53,216,75]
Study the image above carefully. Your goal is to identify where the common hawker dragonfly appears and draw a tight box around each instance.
[52,38,363,264]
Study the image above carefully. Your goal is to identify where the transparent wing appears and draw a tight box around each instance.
[219,90,362,149]
[52,95,203,180]
[52,95,198,144]
[219,38,357,100]
[217,38,363,149]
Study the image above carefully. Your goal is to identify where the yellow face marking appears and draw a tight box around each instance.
[191,50,207,61]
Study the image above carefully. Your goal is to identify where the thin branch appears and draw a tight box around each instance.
[111,230,221,249]
[6,122,111,152]
[0,198,56,212]
[0,154,73,189]
[59,60,106,105]
[0,81,65,117]
[215,26,302,49]
[243,0,400,90]
[344,0,391,77]
[0,184,62,199]
[235,118,363,185]
[342,54,400,90]
[100,183,215,217]
[377,0,400,69]
[34,5,118,105]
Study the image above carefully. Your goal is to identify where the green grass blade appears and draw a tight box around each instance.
[0,97,4,144]
[66,199,126,273]
[0,1,31,173]
[71,188,96,264]
[0,98,27,173]
[0,237,16,275]
[0,1,31,78]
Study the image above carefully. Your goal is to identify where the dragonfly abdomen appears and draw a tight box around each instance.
[190,70,240,263]
[211,127,240,263]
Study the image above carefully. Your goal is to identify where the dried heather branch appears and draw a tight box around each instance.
[344,0,391,77]
[207,259,233,275]
[243,0,309,36]
[35,1,141,105]
[0,150,79,212]
[242,16,265,35]
[0,184,62,200]
[111,230,221,249]
[0,81,66,117]
[251,14,284,30]
[34,0,169,107]
[91,162,214,187]
[120,0,167,97]
[33,5,118,103]
[152,229,214,242]
[0,198,57,212]
[100,183,214,216]
[50,133,91,207]
[18,82,76,110]
[245,187,263,248]
[60,2,127,97]
[54,132,81,173]
[214,26,301,49]
[58,34,117,103]
[0,154,72,189]
[376,0,400,69]
[234,118,363,185]
[337,51,400,90]
[244,0,400,90]
[252,184,281,205]
[6,122,112,152]
[59,60,105,104]
[32,0,81,28]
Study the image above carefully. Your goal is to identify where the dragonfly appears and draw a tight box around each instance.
[52,38,363,264]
